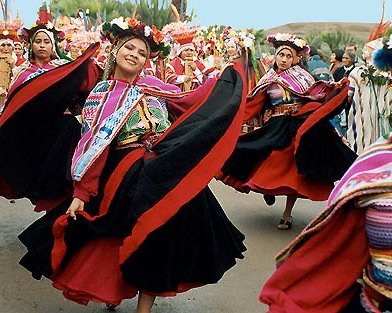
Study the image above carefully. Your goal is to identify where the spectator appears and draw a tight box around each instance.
[306,46,333,81]
[345,44,363,66]
[329,48,344,80]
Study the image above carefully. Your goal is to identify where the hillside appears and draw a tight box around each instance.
[265,22,377,42]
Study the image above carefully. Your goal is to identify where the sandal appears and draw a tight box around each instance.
[277,217,292,230]
[263,194,276,206]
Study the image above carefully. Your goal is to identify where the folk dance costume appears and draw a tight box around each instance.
[165,55,207,91]
[217,64,357,201]
[0,23,101,203]
[16,19,247,308]
[165,31,210,91]
[259,34,392,313]
[260,134,392,313]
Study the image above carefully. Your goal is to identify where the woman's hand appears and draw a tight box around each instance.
[66,197,85,220]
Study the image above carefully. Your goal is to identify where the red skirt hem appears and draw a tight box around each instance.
[51,237,204,305]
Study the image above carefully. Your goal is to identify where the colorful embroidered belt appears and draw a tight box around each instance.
[268,103,303,117]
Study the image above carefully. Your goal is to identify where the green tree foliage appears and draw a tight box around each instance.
[49,0,188,29]
[304,30,365,61]
[134,0,173,29]
[252,28,266,56]
[49,0,129,23]
[305,30,358,51]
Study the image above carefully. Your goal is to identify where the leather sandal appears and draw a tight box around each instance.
[277,217,292,230]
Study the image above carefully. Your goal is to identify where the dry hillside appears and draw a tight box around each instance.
[265,22,377,42]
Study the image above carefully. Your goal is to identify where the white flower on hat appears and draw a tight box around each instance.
[275,33,292,42]
[46,21,54,29]
[293,38,305,48]
[111,17,128,30]
[144,25,152,37]
[242,36,254,48]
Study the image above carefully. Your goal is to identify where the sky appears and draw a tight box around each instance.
[7,0,392,30]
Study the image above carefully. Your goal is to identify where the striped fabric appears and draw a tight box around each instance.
[249,65,330,101]
[260,133,392,313]
[361,196,392,312]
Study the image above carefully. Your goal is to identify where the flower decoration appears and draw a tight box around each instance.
[237,30,255,48]
[162,21,201,37]
[101,17,170,56]
[220,26,255,50]
[59,29,101,51]
[20,22,65,43]
[111,17,128,30]
[267,32,309,54]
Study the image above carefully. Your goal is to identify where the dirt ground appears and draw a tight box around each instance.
[0,181,324,313]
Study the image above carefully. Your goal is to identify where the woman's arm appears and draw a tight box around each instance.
[66,147,109,219]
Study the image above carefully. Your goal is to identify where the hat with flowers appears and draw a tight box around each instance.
[221,26,255,53]
[267,32,309,55]
[0,16,24,46]
[372,33,392,72]
[162,21,201,55]
[19,21,68,60]
[20,21,65,44]
[101,17,170,57]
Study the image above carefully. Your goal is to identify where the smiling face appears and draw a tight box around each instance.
[32,31,53,62]
[225,40,238,58]
[113,37,148,83]
[275,48,294,71]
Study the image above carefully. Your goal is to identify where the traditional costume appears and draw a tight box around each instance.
[0,17,22,102]
[17,18,247,308]
[259,34,392,313]
[0,23,102,203]
[164,25,208,91]
[260,133,392,313]
[217,33,357,201]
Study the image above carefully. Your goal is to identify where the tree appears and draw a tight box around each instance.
[305,30,358,51]
[171,0,186,21]
[49,0,128,24]
[134,0,173,29]
[49,0,179,29]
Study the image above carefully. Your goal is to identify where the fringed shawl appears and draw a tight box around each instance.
[71,76,183,181]
[249,65,330,101]
[260,133,392,313]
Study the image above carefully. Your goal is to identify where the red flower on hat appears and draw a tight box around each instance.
[128,18,140,28]
[151,25,164,44]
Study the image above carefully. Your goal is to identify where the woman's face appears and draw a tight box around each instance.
[14,44,24,56]
[114,37,148,80]
[330,53,337,63]
[342,52,354,67]
[226,41,238,57]
[275,48,294,71]
[32,31,53,61]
